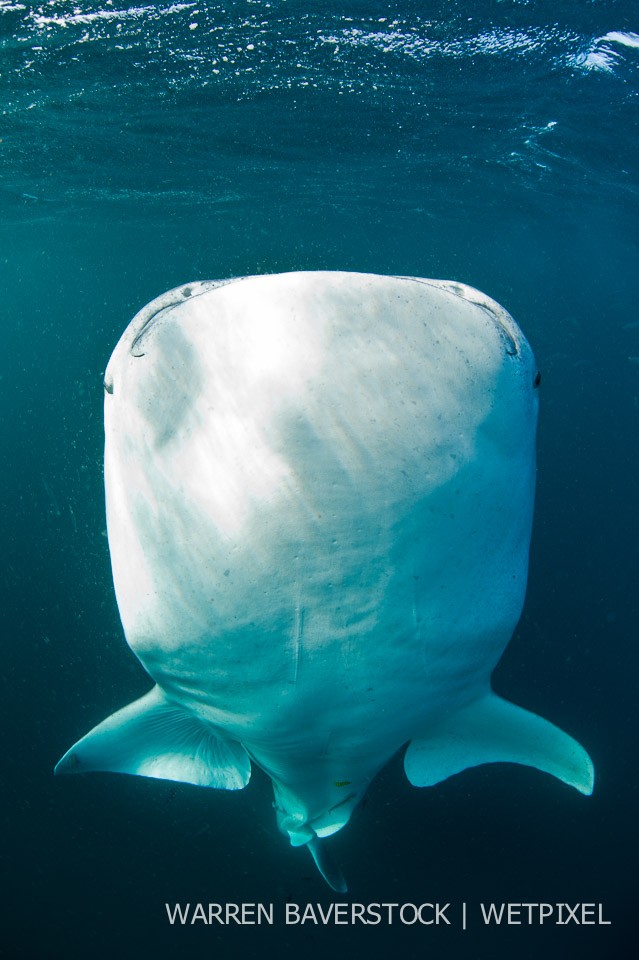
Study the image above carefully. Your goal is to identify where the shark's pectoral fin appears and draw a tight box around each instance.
[307,836,348,894]
[404,692,594,795]
[54,685,251,790]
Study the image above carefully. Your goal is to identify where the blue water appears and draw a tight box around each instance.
[2,1,637,957]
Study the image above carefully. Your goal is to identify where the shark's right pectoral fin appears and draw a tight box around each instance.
[55,685,251,790]
[404,692,594,796]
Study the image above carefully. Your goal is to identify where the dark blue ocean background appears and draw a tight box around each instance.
[2,1,637,957]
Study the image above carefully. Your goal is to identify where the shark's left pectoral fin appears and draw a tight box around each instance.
[404,692,594,795]
[55,685,251,790]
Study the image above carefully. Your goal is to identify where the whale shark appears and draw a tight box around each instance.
[55,271,593,890]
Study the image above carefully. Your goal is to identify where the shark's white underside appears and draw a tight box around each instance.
[56,272,593,890]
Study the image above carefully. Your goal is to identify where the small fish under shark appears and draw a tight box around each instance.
[56,271,593,890]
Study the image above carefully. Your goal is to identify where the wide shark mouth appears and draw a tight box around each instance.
[104,272,522,398]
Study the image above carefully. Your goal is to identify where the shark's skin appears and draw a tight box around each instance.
[56,272,593,889]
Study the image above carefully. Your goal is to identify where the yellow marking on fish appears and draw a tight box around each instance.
[333,780,351,787]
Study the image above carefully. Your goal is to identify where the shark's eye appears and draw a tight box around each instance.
[533,371,541,389]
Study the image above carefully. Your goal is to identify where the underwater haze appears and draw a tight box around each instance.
[2,1,638,958]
